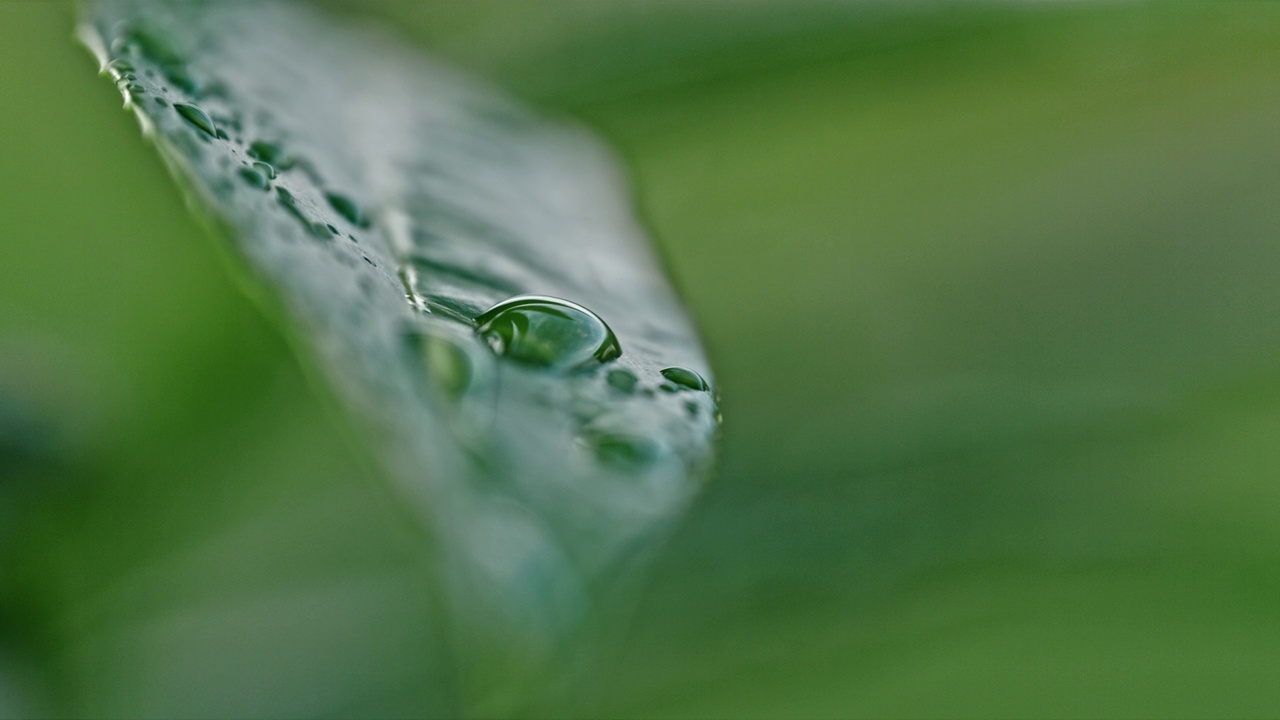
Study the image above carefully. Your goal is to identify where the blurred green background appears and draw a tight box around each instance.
[5,1,1280,717]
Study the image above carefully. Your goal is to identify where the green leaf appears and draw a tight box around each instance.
[78,0,718,710]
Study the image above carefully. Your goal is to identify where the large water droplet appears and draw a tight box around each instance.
[475,295,621,371]
[659,366,709,392]
[174,103,215,137]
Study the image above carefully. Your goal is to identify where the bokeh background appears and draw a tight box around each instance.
[4,1,1280,717]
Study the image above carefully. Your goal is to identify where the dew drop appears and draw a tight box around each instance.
[659,366,709,392]
[475,295,621,371]
[326,192,368,227]
[408,329,474,399]
[238,167,269,190]
[252,161,276,179]
[276,187,327,238]
[247,141,286,164]
[606,368,638,394]
[174,103,215,137]
[581,429,658,470]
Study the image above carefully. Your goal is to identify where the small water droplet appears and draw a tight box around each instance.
[684,400,699,417]
[659,366,709,392]
[326,224,339,235]
[238,167,269,189]
[475,295,621,371]
[153,96,168,107]
[174,103,215,137]
[215,127,229,140]
[606,369,638,394]
[326,192,368,227]
[276,187,327,238]
[252,161,276,179]
[127,83,145,94]
[580,429,658,470]
[247,141,286,165]
[409,330,474,399]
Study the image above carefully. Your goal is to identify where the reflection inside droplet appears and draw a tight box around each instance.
[173,102,215,137]
[659,366,709,392]
[475,295,621,371]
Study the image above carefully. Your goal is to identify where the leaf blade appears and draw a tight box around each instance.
[80,0,718,706]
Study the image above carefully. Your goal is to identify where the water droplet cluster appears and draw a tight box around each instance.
[102,19,380,282]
